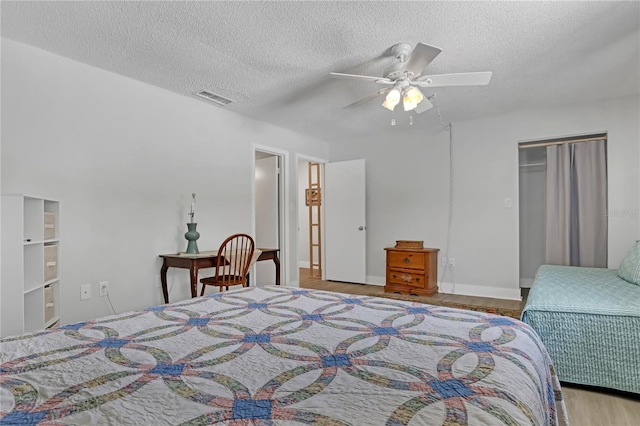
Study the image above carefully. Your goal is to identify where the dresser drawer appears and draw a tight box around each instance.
[388,251,426,270]
[388,270,426,288]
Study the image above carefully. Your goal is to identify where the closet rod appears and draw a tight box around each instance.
[519,136,607,149]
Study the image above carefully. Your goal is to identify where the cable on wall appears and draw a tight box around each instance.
[425,94,455,293]
[105,288,118,315]
[438,120,455,293]
[431,93,447,130]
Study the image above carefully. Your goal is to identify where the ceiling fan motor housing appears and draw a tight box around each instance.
[384,43,414,80]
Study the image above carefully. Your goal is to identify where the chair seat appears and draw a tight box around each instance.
[199,233,255,296]
[200,275,245,285]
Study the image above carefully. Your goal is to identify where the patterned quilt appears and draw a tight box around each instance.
[1,287,568,425]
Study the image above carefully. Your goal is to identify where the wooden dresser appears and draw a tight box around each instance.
[384,247,439,296]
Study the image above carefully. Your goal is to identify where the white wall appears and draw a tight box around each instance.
[328,127,452,287]
[330,95,640,300]
[254,156,279,284]
[1,39,329,324]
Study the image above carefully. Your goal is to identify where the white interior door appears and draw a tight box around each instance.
[325,159,366,283]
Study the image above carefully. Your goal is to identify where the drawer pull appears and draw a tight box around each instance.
[401,274,412,282]
[402,257,410,263]
[45,302,54,308]
[46,261,56,267]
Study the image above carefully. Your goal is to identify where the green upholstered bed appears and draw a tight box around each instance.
[521,264,640,394]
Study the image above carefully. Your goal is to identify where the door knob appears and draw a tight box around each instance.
[358,226,365,230]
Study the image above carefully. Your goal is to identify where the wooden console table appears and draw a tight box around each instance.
[256,248,281,285]
[159,248,280,303]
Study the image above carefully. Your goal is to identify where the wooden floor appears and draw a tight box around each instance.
[299,269,640,425]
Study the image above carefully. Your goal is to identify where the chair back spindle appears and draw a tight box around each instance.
[200,233,255,295]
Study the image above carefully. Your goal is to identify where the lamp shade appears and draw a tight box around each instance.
[403,87,424,111]
[382,88,401,111]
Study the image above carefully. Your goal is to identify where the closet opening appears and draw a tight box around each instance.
[518,133,608,289]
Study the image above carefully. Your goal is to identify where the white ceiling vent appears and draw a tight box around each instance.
[194,90,234,106]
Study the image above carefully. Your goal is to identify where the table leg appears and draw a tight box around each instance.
[273,253,280,285]
[160,261,169,304]
[189,264,199,298]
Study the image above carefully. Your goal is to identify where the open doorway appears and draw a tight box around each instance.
[296,157,367,288]
[254,148,286,286]
[297,156,324,287]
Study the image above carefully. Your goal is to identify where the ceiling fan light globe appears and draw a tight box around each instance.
[382,99,396,111]
[385,88,401,103]
[403,97,417,111]
[382,88,401,111]
[405,87,424,104]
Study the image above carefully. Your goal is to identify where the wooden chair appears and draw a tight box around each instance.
[199,233,255,295]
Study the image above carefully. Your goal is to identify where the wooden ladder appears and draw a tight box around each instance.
[307,162,322,278]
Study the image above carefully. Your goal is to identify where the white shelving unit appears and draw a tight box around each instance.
[1,194,60,337]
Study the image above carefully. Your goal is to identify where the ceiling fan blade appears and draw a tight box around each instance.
[414,96,434,114]
[344,89,390,109]
[415,71,492,87]
[329,72,393,84]
[403,43,442,76]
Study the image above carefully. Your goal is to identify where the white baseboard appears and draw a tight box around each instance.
[298,261,310,268]
[366,275,385,286]
[438,281,522,301]
[286,281,300,288]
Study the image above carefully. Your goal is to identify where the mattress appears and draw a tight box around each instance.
[521,265,640,394]
[1,286,568,425]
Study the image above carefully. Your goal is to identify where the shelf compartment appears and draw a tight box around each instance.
[24,243,44,293]
[44,244,59,282]
[23,197,44,242]
[43,201,59,240]
[24,287,44,333]
[44,284,56,324]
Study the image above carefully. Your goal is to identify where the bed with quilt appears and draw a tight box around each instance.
[1,286,568,425]
[521,262,640,394]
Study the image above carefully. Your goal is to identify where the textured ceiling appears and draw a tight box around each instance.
[2,1,639,142]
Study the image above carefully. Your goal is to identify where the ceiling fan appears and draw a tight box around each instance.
[330,42,492,114]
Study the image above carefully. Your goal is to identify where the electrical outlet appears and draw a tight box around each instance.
[449,258,456,266]
[99,281,109,297]
[441,256,447,267]
[80,284,91,300]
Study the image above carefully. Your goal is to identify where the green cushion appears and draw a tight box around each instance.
[618,242,640,285]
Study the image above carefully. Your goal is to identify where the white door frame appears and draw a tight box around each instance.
[295,154,328,281]
[252,144,289,286]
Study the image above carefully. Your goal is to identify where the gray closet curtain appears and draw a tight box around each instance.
[545,140,607,267]
[545,144,571,265]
